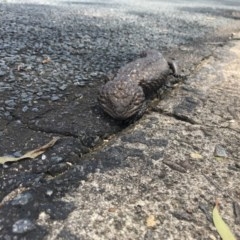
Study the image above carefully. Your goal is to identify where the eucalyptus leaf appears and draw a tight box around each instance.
[213,200,236,240]
[0,137,60,164]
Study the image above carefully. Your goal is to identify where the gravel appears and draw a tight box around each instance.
[11,192,33,206]
[1,0,240,120]
[12,219,36,234]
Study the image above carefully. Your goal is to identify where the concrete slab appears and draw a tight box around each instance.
[43,39,240,239]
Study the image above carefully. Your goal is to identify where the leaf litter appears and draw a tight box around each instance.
[212,199,237,240]
[0,137,60,164]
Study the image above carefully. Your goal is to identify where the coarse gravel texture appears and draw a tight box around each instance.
[0,0,240,239]
[1,0,240,125]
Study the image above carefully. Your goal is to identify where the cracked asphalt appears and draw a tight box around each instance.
[0,0,240,239]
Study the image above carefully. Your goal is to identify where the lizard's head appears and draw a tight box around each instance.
[98,79,145,120]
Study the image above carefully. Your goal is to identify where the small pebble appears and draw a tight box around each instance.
[12,219,35,234]
[51,156,63,163]
[0,71,6,76]
[22,105,29,112]
[45,189,53,197]
[5,100,16,107]
[11,192,33,206]
[214,145,228,158]
[51,95,60,101]
[59,84,67,91]
[74,93,83,99]
[31,108,39,112]
[75,81,86,87]
[13,151,22,157]
[37,91,43,96]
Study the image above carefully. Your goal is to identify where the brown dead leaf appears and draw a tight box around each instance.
[0,137,60,164]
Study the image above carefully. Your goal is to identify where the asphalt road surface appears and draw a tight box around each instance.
[0,0,240,239]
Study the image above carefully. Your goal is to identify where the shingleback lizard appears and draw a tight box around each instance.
[98,50,177,120]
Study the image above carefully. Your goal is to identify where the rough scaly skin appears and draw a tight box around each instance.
[98,50,174,120]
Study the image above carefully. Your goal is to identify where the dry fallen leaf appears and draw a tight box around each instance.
[212,199,236,240]
[0,137,60,164]
[146,215,157,228]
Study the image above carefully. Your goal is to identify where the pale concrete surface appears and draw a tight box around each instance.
[44,38,240,240]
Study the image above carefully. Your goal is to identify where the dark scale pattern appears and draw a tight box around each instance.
[98,50,173,120]
[98,79,145,120]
